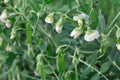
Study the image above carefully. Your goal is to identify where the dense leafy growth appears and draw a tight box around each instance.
[0,0,120,80]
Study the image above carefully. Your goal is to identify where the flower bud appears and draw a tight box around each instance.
[45,13,54,23]
[5,20,12,28]
[116,44,120,51]
[55,18,63,33]
[84,30,100,42]
[70,27,82,39]
[0,10,7,22]
[73,15,81,21]
[4,0,9,3]
[78,19,83,26]
[73,13,89,26]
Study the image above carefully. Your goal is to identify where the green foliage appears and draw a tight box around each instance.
[0,0,120,80]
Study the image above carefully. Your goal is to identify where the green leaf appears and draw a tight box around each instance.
[90,9,99,29]
[100,62,111,73]
[6,52,17,66]
[47,44,53,56]
[91,74,100,80]
[79,3,91,14]
[34,0,43,3]
[45,0,53,4]
[80,67,91,79]
[98,10,105,33]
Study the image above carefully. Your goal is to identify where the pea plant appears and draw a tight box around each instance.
[0,0,120,80]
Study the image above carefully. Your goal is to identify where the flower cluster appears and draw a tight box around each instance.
[45,13,64,33]
[71,13,100,41]
[0,10,12,28]
[45,12,100,42]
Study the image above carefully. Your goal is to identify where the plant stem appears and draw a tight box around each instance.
[43,56,59,80]
[75,63,78,80]
[79,59,108,80]
[113,61,120,71]
[108,11,120,28]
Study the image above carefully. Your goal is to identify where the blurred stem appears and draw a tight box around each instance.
[108,57,120,71]
[75,0,80,6]
[38,26,57,48]
[107,24,119,36]
[43,56,59,80]
[112,61,120,71]
[108,11,120,28]
[17,72,20,80]
[20,72,39,80]
[41,0,45,10]
[0,59,18,79]
[107,25,116,36]
[56,44,98,54]
[79,59,108,80]
[75,64,78,80]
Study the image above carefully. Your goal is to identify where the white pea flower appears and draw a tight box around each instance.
[73,15,81,21]
[73,13,89,25]
[55,18,63,33]
[5,20,12,28]
[4,0,9,3]
[78,19,83,26]
[55,26,63,33]
[80,13,89,24]
[70,27,82,39]
[0,10,7,22]
[79,13,86,19]
[84,30,100,42]
[116,44,120,51]
[6,45,12,52]
[45,13,54,23]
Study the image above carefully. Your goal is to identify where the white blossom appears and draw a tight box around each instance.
[55,18,63,33]
[78,19,83,26]
[5,20,12,28]
[79,13,86,19]
[73,15,81,21]
[73,13,89,26]
[70,27,82,39]
[6,45,12,52]
[4,0,9,3]
[0,10,7,22]
[84,30,100,42]
[55,26,63,33]
[45,13,54,23]
[116,44,120,51]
